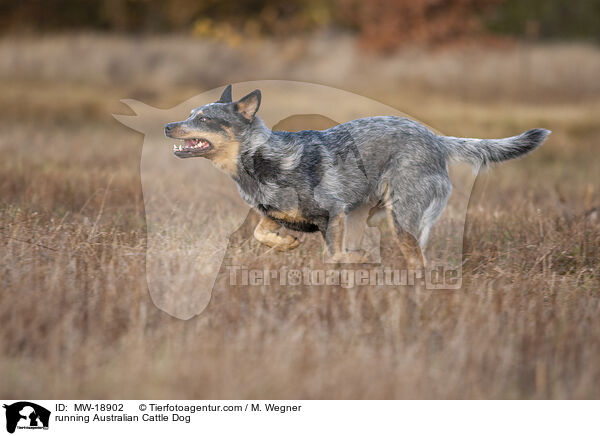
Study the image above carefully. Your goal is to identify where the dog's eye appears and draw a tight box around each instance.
[198,116,209,122]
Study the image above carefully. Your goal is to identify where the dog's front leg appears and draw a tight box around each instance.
[323,213,344,262]
[253,215,299,251]
[324,213,367,263]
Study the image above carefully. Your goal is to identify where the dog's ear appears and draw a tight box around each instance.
[217,84,233,103]
[234,90,261,121]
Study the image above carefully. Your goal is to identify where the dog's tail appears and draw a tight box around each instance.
[440,128,551,167]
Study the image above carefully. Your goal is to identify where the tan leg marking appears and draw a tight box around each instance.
[386,206,426,269]
[253,215,299,252]
[267,208,309,224]
[395,228,426,269]
[366,205,386,226]
[324,212,371,263]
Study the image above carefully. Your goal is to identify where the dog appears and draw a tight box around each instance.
[165,85,550,268]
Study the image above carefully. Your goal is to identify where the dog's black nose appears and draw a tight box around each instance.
[164,123,175,136]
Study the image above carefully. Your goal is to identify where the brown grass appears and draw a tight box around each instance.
[0,34,599,399]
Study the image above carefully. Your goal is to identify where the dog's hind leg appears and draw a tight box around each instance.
[385,170,451,268]
[388,209,426,269]
[253,215,299,251]
[385,192,427,269]
[417,197,447,248]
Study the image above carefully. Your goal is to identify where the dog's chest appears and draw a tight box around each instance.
[236,179,321,232]
[265,208,320,233]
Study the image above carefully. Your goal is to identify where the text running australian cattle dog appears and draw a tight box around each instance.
[164,85,550,268]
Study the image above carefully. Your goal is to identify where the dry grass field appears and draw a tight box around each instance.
[0,34,599,399]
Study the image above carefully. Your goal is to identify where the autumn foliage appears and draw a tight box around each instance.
[336,0,503,51]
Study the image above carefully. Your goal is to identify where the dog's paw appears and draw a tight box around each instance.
[273,235,300,252]
[330,249,369,264]
[254,227,300,252]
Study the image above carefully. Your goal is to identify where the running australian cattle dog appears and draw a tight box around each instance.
[165,85,550,268]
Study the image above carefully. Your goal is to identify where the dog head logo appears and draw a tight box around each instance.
[115,81,479,319]
[3,402,50,434]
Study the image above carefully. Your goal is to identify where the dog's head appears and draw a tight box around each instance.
[164,85,261,163]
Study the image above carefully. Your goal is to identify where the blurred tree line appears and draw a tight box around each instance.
[1,0,598,50]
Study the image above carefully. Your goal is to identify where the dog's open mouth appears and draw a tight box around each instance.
[172,138,213,157]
